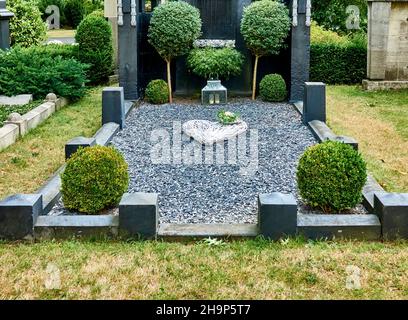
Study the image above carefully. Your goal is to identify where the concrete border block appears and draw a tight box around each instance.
[0,124,19,151]
[374,193,408,240]
[303,82,326,124]
[102,87,125,129]
[297,214,381,240]
[94,122,120,146]
[34,215,119,240]
[308,120,359,150]
[119,193,158,239]
[258,193,297,240]
[0,194,43,240]
[65,136,96,159]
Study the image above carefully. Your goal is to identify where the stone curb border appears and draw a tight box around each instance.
[1,83,408,241]
[0,87,135,240]
[295,82,408,240]
[0,95,69,152]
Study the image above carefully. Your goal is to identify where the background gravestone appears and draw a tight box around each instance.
[364,0,408,90]
[0,0,14,50]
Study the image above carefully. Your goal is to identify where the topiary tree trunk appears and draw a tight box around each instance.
[148,1,202,104]
[166,58,173,103]
[252,55,260,100]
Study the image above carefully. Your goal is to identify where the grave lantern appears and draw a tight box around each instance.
[201,80,227,105]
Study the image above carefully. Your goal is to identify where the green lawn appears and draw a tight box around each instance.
[0,87,102,200]
[327,86,408,192]
[0,239,407,299]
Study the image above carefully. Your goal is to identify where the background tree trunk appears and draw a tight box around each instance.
[251,55,260,100]
[166,59,173,103]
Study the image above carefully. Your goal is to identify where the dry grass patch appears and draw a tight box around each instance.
[0,87,102,199]
[0,239,407,299]
[327,86,408,192]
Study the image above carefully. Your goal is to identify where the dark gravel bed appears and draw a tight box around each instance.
[108,99,317,224]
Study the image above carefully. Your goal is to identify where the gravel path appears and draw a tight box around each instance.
[110,99,317,224]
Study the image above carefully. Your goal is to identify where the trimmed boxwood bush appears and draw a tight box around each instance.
[187,47,244,80]
[7,0,47,47]
[75,14,113,84]
[145,79,169,104]
[296,141,367,212]
[310,43,366,84]
[61,146,129,214]
[0,47,88,100]
[259,74,287,102]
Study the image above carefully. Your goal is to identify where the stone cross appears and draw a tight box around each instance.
[0,0,14,50]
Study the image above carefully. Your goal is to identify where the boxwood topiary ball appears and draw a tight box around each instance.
[61,145,129,214]
[296,141,367,212]
[145,79,169,104]
[259,74,287,102]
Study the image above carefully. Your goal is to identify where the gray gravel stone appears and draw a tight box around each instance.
[110,99,318,224]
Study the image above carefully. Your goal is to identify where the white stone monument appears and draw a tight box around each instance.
[363,0,408,90]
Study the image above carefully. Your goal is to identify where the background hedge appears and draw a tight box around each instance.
[310,43,366,84]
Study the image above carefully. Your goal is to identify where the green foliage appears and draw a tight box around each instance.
[310,42,366,84]
[64,0,85,28]
[145,79,169,104]
[7,0,47,47]
[311,21,350,46]
[296,141,367,212]
[259,74,287,102]
[187,47,244,80]
[148,1,202,62]
[0,47,88,100]
[61,146,129,214]
[240,0,291,57]
[75,14,113,84]
[217,110,239,125]
[312,0,368,34]
[0,100,40,123]
[25,43,79,60]
[84,0,104,16]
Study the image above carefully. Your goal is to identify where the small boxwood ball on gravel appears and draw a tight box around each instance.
[296,141,367,212]
[145,79,169,104]
[61,145,129,214]
[259,74,287,102]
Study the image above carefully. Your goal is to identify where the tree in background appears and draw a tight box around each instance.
[312,0,368,34]
[76,13,113,83]
[7,0,47,47]
[148,1,202,103]
[240,0,291,100]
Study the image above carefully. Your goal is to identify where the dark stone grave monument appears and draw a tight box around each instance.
[118,0,311,100]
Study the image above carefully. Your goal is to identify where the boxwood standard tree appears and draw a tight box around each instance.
[240,0,291,100]
[148,1,202,103]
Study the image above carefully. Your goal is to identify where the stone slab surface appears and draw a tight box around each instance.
[0,94,32,106]
[94,122,120,146]
[158,223,258,238]
[297,214,381,240]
